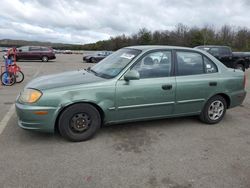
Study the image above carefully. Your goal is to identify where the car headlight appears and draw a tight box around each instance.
[19,88,42,103]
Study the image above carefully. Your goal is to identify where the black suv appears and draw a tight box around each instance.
[195,45,250,71]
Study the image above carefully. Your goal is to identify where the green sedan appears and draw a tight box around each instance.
[15,46,247,141]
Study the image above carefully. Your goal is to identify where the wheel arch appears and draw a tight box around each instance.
[235,59,246,67]
[209,93,231,109]
[54,101,105,132]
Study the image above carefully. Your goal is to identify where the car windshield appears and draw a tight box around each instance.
[89,48,141,79]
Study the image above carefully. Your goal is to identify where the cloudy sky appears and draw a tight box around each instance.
[0,0,249,44]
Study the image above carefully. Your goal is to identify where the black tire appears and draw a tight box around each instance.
[58,103,101,142]
[199,95,227,124]
[90,57,97,63]
[89,57,94,63]
[1,71,16,86]
[235,64,245,71]
[15,71,24,83]
[42,56,49,62]
[92,58,97,63]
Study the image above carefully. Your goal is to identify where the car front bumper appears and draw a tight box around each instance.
[49,55,56,60]
[15,102,59,133]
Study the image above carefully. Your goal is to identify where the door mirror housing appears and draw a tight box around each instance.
[124,70,140,81]
[18,49,22,52]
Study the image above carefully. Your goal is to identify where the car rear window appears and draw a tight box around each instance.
[204,57,218,73]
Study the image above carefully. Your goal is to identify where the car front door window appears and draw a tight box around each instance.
[131,51,172,78]
[19,46,29,52]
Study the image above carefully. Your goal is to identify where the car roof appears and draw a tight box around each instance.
[125,45,194,51]
[195,45,230,48]
[125,45,228,69]
[20,46,49,48]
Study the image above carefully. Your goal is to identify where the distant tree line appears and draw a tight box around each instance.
[81,24,250,51]
[1,24,250,51]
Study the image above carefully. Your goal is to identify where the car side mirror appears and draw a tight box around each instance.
[124,70,140,81]
[18,49,22,52]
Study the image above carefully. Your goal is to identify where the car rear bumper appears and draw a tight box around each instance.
[15,102,59,133]
[229,90,247,108]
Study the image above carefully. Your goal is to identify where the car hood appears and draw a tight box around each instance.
[84,55,92,59]
[25,70,105,90]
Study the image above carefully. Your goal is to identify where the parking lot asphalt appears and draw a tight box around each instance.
[0,53,250,188]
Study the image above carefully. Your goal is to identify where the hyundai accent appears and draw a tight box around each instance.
[15,46,247,141]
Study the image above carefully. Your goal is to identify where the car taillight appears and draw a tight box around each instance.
[243,74,246,89]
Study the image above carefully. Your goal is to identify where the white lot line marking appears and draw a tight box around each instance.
[0,104,15,135]
[32,63,43,78]
[0,63,43,135]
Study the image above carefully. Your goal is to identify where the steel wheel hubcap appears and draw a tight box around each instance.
[208,100,224,120]
[70,113,91,133]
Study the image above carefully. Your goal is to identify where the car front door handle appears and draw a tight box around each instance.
[162,84,172,90]
[209,82,217,86]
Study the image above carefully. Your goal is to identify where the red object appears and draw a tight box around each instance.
[1,47,23,85]
[1,48,24,86]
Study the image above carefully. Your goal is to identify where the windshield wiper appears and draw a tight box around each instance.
[90,69,99,76]
[86,67,113,79]
[86,67,100,77]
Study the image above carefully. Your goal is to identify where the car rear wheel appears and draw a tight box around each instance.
[42,56,48,62]
[58,103,101,142]
[235,64,245,71]
[199,95,227,124]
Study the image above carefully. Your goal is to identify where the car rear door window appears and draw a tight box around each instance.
[29,47,41,51]
[219,47,231,56]
[208,48,219,56]
[41,47,49,51]
[131,51,172,78]
[176,51,204,76]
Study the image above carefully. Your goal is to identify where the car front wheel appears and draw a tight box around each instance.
[58,103,101,142]
[90,57,97,63]
[199,95,227,124]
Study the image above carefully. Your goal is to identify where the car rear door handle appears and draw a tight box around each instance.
[209,82,217,86]
[162,84,172,90]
